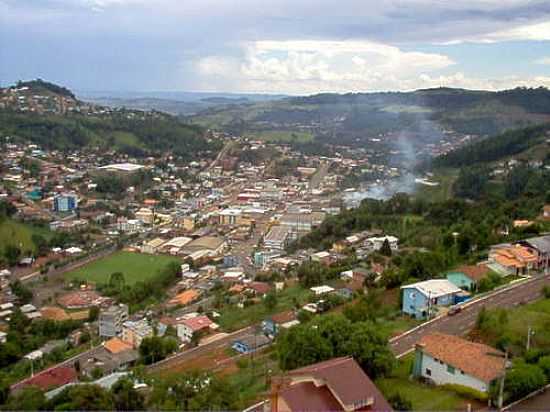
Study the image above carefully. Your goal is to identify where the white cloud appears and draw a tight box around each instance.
[197,40,455,93]
[440,19,550,44]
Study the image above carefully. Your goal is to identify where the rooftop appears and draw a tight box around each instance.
[401,279,461,298]
[417,333,505,383]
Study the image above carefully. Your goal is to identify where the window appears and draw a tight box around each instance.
[425,368,432,376]
[433,358,439,362]
[447,365,456,374]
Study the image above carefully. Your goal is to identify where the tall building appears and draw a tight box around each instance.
[98,304,128,338]
[53,193,78,212]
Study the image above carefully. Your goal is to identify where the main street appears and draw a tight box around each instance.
[390,274,550,357]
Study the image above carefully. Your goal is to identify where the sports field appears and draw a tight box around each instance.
[64,251,180,286]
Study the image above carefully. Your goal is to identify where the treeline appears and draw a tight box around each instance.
[289,87,550,115]
[2,370,242,411]
[0,111,218,161]
[95,262,181,311]
[432,123,550,168]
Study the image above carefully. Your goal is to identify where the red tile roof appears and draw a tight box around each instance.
[280,381,343,412]
[11,366,77,392]
[282,357,392,412]
[248,281,271,295]
[182,315,213,332]
[455,265,490,281]
[418,333,506,383]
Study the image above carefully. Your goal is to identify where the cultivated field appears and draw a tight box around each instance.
[64,251,180,285]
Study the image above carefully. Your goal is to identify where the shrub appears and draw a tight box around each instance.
[441,384,488,402]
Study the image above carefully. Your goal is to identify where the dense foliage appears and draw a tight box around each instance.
[0,111,217,161]
[276,313,395,378]
[433,123,550,168]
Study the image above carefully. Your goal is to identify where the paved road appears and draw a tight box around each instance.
[390,274,550,357]
[147,325,255,374]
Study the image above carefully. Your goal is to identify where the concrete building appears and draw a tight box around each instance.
[99,304,128,338]
[121,319,153,348]
[264,225,291,251]
[53,193,78,212]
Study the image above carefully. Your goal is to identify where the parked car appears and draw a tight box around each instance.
[448,305,462,316]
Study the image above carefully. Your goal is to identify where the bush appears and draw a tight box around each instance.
[441,384,488,402]
[542,285,550,299]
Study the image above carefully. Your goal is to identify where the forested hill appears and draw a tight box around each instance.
[0,81,217,160]
[290,87,550,114]
[188,86,550,138]
[432,123,550,168]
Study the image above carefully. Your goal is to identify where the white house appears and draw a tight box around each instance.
[413,333,506,393]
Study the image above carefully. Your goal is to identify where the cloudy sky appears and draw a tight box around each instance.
[1,0,550,94]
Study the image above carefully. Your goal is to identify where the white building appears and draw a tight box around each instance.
[413,333,506,393]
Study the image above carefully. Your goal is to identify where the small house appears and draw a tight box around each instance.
[401,279,463,319]
[413,333,505,393]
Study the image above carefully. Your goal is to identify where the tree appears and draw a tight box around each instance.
[112,377,145,411]
[4,386,46,411]
[264,291,278,311]
[4,244,21,266]
[31,234,49,256]
[380,238,392,257]
[109,272,126,292]
[389,392,413,411]
[49,384,114,411]
[500,363,546,404]
[139,336,178,365]
[10,280,33,303]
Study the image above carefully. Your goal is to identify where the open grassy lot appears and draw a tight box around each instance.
[64,251,180,286]
[474,297,550,355]
[217,285,312,332]
[0,218,52,254]
[376,355,471,411]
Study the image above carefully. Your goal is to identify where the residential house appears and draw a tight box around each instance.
[543,205,550,219]
[177,315,213,342]
[169,289,200,306]
[11,366,77,394]
[364,235,399,252]
[246,281,272,297]
[121,319,154,348]
[413,333,505,393]
[401,279,464,319]
[270,357,392,412]
[519,236,550,271]
[232,334,271,354]
[488,244,537,276]
[446,265,490,291]
[99,304,129,338]
[262,311,299,337]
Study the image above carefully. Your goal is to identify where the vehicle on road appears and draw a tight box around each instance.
[448,305,462,316]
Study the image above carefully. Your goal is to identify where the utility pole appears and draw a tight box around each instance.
[498,350,509,411]
[527,325,535,352]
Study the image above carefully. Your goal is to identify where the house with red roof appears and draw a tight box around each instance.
[270,357,392,412]
[413,333,506,393]
[11,365,77,394]
[177,315,214,342]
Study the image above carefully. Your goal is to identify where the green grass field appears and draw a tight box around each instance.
[64,251,180,286]
[218,285,312,331]
[376,355,469,411]
[0,219,52,254]
[414,169,458,203]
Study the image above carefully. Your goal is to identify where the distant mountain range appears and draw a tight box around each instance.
[77,90,287,116]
